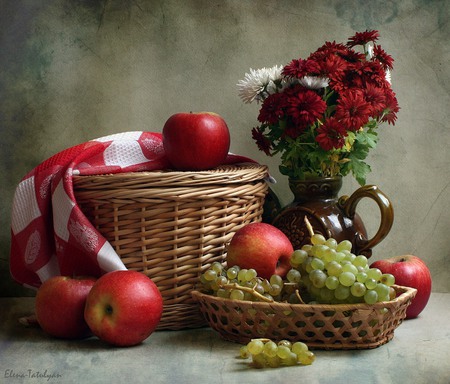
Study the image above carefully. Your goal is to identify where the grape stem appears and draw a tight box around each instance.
[304,216,315,237]
[222,282,274,303]
[295,289,306,304]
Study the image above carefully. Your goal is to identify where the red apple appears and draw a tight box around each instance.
[35,276,96,339]
[84,270,163,347]
[162,112,230,170]
[370,255,432,319]
[226,222,294,279]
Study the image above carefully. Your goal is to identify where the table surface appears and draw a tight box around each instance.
[1,294,449,384]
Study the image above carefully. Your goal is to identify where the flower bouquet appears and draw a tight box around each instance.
[237,30,399,185]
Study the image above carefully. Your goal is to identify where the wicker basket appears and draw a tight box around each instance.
[191,285,417,349]
[73,163,269,330]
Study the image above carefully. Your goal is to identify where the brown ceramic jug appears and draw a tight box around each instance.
[272,176,394,257]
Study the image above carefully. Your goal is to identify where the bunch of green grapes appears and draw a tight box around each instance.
[239,338,315,368]
[290,233,396,304]
[199,262,301,303]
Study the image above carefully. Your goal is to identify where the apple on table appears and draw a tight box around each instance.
[84,270,163,347]
[226,222,294,279]
[162,111,230,171]
[35,276,97,339]
[370,255,432,319]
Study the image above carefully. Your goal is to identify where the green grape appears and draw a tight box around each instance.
[203,269,217,281]
[324,237,338,249]
[380,273,395,287]
[337,239,352,252]
[339,271,356,287]
[320,287,335,302]
[276,345,291,359]
[311,233,326,245]
[247,339,265,355]
[263,340,278,357]
[311,257,325,270]
[335,284,350,300]
[310,269,327,288]
[278,339,292,348]
[227,266,239,280]
[389,287,396,300]
[261,279,271,292]
[266,355,282,368]
[254,283,265,295]
[311,244,328,258]
[342,263,358,275]
[375,283,390,298]
[326,261,343,277]
[216,275,228,287]
[334,251,346,262]
[343,252,356,263]
[291,249,308,266]
[270,274,283,287]
[297,350,316,365]
[353,255,368,268]
[366,268,382,281]
[245,268,258,282]
[301,244,313,253]
[323,248,337,263]
[356,271,368,283]
[211,261,223,274]
[230,289,245,300]
[251,353,267,368]
[216,288,229,298]
[238,268,248,283]
[291,342,308,355]
[286,269,301,284]
[281,352,298,366]
[365,278,377,290]
[325,275,339,290]
[269,284,282,296]
[239,345,250,358]
[350,282,367,297]
[364,290,378,304]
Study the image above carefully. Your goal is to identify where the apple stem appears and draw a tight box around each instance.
[304,216,315,238]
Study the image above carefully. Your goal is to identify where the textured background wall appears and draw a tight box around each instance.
[1,0,449,296]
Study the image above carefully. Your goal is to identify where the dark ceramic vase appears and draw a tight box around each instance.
[272,176,394,257]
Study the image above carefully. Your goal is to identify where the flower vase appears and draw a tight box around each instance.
[272,176,394,257]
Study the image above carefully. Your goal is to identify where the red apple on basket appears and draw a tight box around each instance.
[226,222,294,279]
[35,276,96,339]
[370,255,432,319]
[162,112,231,171]
[84,270,163,347]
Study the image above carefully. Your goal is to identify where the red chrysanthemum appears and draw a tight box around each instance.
[347,30,380,47]
[312,41,349,58]
[381,89,400,125]
[282,58,321,78]
[258,92,286,124]
[363,83,386,116]
[285,85,327,129]
[335,90,371,130]
[353,60,386,87]
[316,117,347,151]
[252,127,272,155]
[317,54,349,79]
[372,44,394,70]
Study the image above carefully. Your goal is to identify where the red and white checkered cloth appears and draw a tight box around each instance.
[9,131,257,289]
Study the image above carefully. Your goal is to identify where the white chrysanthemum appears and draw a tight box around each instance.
[366,43,374,60]
[385,69,391,84]
[237,65,283,103]
[298,76,329,89]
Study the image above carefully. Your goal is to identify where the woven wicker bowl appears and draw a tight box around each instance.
[73,163,269,330]
[191,285,416,349]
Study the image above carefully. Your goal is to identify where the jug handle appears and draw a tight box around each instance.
[338,185,394,254]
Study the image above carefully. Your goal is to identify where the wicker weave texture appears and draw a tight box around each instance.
[73,164,269,330]
[191,285,417,349]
